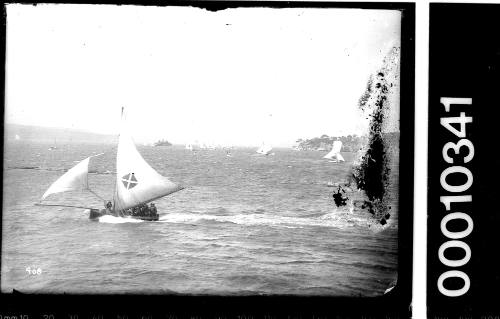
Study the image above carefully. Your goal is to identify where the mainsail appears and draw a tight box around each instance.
[41,157,92,200]
[113,121,183,212]
[323,140,345,162]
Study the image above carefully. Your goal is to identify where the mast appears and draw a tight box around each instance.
[111,107,124,213]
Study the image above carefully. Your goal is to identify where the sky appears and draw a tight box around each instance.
[5,4,401,147]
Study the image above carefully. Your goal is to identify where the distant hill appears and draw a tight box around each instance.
[4,124,117,144]
[295,134,369,152]
[295,132,399,152]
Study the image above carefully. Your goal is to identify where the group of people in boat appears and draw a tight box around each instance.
[104,201,158,217]
[127,203,157,217]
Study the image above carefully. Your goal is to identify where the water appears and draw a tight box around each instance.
[2,142,398,296]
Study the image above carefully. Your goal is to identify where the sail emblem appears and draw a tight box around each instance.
[122,173,138,190]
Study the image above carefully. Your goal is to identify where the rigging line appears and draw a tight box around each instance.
[88,188,107,202]
[113,106,125,213]
[34,203,95,210]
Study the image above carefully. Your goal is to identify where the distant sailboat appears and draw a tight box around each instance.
[15,134,21,141]
[256,113,274,156]
[185,143,194,151]
[38,108,184,221]
[48,139,58,151]
[256,143,273,156]
[323,140,345,163]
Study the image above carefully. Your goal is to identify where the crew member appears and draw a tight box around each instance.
[150,203,157,215]
[105,201,113,213]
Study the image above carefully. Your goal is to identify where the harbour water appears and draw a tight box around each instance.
[2,142,398,295]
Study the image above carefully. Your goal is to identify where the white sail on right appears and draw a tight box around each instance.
[323,140,345,162]
[41,157,92,200]
[114,126,183,212]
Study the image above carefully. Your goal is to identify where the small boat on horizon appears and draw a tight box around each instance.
[256,142,273,156]
[48,138,58,151]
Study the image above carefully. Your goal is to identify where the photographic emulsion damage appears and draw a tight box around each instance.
[1,2,414,318]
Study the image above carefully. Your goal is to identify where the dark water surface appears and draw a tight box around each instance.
[2,142,398,295]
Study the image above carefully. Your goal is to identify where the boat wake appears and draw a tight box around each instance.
[157,210,388,230]
[90,208,393,231]
[98,215,145,224]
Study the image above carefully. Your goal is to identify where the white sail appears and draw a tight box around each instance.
[41,157,91,200]
[114,128,183,212]
[256,113,273,155]
[15,134,20,140]
[323,140,343,160]
[256,143,272,155]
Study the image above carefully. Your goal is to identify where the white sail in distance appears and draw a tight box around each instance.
[41,157,91,200]
[114,115,183,212]
[255,113,273,155]
[256,143,273,155]
[323,140,345,162]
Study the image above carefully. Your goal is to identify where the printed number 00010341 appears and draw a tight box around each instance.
[437,97,474,297]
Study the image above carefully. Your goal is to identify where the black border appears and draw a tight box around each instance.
[428,3,500,318]
[1,2,415,318]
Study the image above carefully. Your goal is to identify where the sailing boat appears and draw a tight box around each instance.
[323,140,345,163]
[256,143,273,156]
[38,108,184,221]
[48,139,58,151]
[255,113,274,156]
[15,134,21,141]
[185,143,194,151]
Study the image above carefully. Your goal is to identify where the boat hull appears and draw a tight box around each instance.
[89,209,159,221]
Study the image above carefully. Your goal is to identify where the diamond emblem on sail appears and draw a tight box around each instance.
[122,173,138,190]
